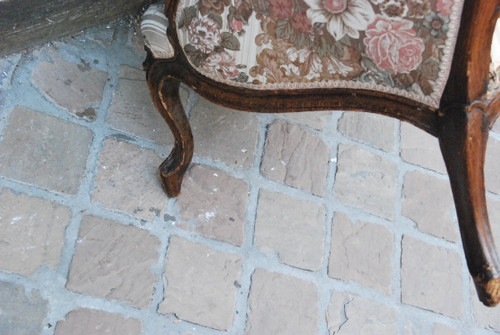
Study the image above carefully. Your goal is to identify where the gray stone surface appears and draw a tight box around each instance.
[91,138,168,220]
[32,54,107,119]
[0,53,21,89]
[281,111,332,131]
[327,291,397,335]
[176,164,248,246]
[485,136,500,195]
[334,144,398,219]
[329,212,393,294]
[107,65,174,146]
[400,122,447,174]
[401,236,464,318]
[0,282,48,335]
[487,195,500,250]
[245,269,318,335]
[254,189,326,271]
[54,308,142,335]
[0,189,71,277]
[338,112,396,152]
[67,216,160,309]
[159,236,242,330]
[0,106,92,194]
[433,323,461,335]
[472,281,500,332]
[261,120,329,196]
[402,171,459,241]
[190,97,259,169]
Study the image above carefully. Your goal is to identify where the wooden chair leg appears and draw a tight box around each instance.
[438,103,500,306]
[146,63,193,197]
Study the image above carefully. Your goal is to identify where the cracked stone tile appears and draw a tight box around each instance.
[401,236,464,318]
[338,112,397,153]
[107,65,174,146]
[280,111,333,131]
[32,54,107,120]
[66,216,159,309]
[328,212,393,295]
[334,143,398,219]
[159,236,242,331]
[190,97,258,169]
[261,120,329,196]
[402,171,459,242]
[254,189,326,271]
[400,122,447,174]
[245,269,318,335]
[327,291,397,335]
[433,323,461,335]
[0,189,71,277]
[176,165,248,247]
[91,138,168,220]
[54,308,142,335]
[0,106,92,194]
[0,282,48,335]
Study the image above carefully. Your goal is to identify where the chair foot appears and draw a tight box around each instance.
[439,102,500,306]
[147,62,193,197]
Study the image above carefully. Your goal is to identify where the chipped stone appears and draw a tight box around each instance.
[281,110,332,131]
[91,138,168,220]
[401,236,464,318]
[329,212,393,294]
[334,144,398,219]
[0,106,92,194]
[327,291,397,335]
[67,216,159,309]
[176,165,248,246]
[261,120,329,196]
[338,112,397,152]
[402,171,459,241]
[0,189,70,277]
[254,189,326,271]
[246,269,318,335]
[159,236,242,330]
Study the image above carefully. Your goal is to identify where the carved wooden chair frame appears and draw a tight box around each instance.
[142,0,500,306]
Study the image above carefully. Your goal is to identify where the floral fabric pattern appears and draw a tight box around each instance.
[176,0,464,107]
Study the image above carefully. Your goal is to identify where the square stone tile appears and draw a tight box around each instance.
[0,189,71,277]
[338,112,397,153]
[280,111,332,131]
[54,308,142,335]
[327,291,397,335]
[106,65,173,146]
[401,236,464,318]
[329,212,393,295]
[485,136,500,195]
[261,120,329,196]
[66,216,160,309]
[245,269,318,335]
[334,144,398,220]
[190,97,258,169]
[32,54,107,120]
[91,138,168,220]
[159,236,242,331]
[254,189,326,271]
[471,278,500,332]
[402,171,459,242]
[0,282,48,335]
[176,164,248,247]
[400,122,447,174]
[0,106,93,194]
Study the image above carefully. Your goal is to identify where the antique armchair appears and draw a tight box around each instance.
[141,0,500,306]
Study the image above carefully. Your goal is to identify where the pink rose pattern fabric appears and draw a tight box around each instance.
[176,0,463,107]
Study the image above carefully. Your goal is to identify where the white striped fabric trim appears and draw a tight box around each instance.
[141,4,174,59]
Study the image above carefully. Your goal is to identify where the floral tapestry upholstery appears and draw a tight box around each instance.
[175,0,464,108]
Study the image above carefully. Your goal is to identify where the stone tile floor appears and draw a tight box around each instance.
[1,18,500,335]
